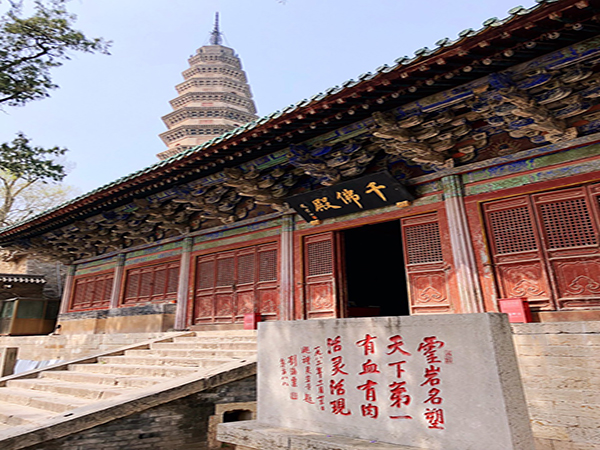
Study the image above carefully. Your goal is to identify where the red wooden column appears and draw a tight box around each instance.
[174,237,193,330]
[442,175,484,313]
[59,265,76,314]
[109,253,126,309]
[280,214,295,320]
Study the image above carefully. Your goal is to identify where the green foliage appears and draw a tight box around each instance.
[0,0,110,107]
[0,131,66,182]
[0,132,75,227]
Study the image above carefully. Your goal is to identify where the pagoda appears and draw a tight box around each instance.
[157,13,258,160]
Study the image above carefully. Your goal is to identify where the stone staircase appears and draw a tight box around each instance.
[0,330,257,436]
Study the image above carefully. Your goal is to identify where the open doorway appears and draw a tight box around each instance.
[342,220,410,317]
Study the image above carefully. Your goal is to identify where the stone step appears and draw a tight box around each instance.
[125,348,256,359]
[0,401,55,426]
[0,387,90,413]
[40,370,165,388]
[152,341,257,351]
[6,378,130,401]
[173,335,257,344]
[190,330,257,337]
[97,355,232,368]
[68,363,202,378]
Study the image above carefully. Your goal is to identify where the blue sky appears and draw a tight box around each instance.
[1,0,536,195]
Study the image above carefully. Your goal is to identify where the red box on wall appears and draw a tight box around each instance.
[498,297,532,323]
[244,313,262,330]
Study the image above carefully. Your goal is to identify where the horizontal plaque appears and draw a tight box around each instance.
[286,171,414,223]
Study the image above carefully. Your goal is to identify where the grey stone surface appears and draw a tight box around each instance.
[218,421,420,449]
[256,314,534,450]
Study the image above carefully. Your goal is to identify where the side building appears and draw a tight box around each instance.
[1,0,600,335]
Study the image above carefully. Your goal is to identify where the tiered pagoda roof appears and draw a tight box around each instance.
[157,13,258,160]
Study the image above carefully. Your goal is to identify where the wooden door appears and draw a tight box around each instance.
[532,186,600,309]
[192,242,280,324]
[483,196,554,310]
[303,232,342,319]
[256,243,280,321]
[234,247,256,322]
[193,255,217,324]
[401,212,455,314]
[214,251,236,323]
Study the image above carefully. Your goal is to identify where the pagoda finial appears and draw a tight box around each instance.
[210,12,223,45]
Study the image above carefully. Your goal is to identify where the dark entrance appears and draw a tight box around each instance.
[342,220,410,317]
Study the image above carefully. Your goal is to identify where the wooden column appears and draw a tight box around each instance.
[59,265,76,314]
[174,237,193,330]
[280,214,295,321]
[109,253,126,309]
[442,175,484,313]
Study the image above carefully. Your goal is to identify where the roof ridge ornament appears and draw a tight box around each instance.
[210,12,223,45]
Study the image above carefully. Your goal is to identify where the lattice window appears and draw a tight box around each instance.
[197,260,215,290]
[539,198,597,249]
[259,249,278,282]
[167,266,179,294]
[216,257,235,287]
[71,273,113,311]
[153,268,167,298]
[123,261,180,305]
[307,239,333,276]
[139,270,153,298]
[73,279,87,307]
[488,206,538,254]
[404,222,443,265]
[237,253,255,285]
[91,277,111,307]
[125,271,140,300]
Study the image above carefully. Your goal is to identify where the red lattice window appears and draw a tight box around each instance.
[307,239,333,276]
[167,265,179,293]
[259,249,278,282]
[216,257,235,287]
[404,222,443,265]
[71,272,113,311]
[197,260,215,289]
[237,253,255,285]
[538,198,597,249]
[488,206,538,254]
[122,260,180,305]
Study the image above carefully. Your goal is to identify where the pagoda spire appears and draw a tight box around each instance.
[210,12,223,45]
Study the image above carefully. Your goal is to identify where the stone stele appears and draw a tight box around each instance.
[229,313,534,450]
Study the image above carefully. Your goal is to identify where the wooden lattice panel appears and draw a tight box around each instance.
[197,260,215,290]
[488,206,538,254]
[403,222,443,265]
[70,272,113,311]
[259,249,278,282]
[122,260,180,305]
[237,253,255,285]
[538,197,597,249]
[307,239,333,276]
[216,256,235,287]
